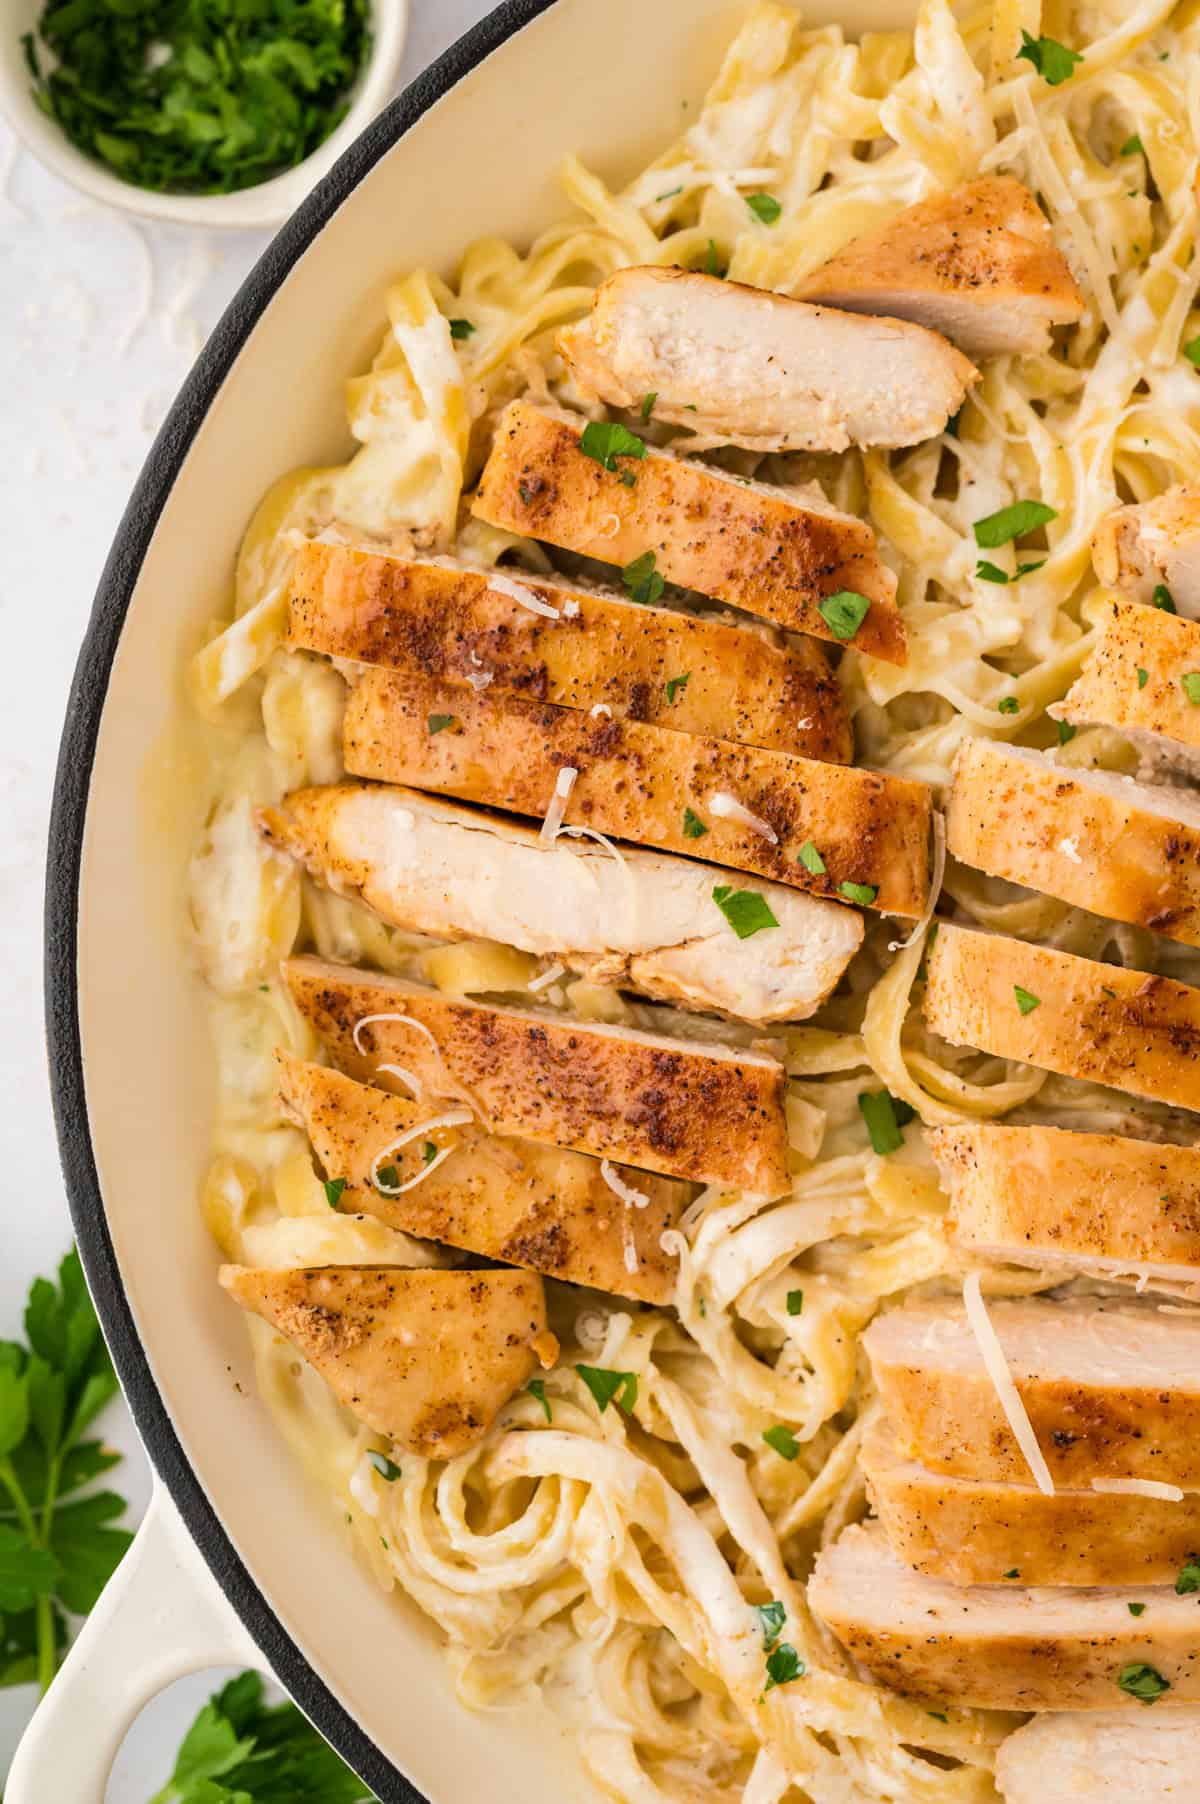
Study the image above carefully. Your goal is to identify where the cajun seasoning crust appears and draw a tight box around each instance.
[341,669,931,917]
[923,924,1200,1111]
[283,956,791,1193]
[946,738,1200,948]
[276,1051,687,1305]
[860,1416,1200,1588]
[809,1527,1200,1712]
[1060,597,1200,752]
[286,541,852,763]
[469,401,906,663]
[218,1265,546,1458]
[932,1122,1200,1270]
[1092,484,1200,610]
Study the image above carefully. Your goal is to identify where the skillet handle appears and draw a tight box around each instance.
[5,1475,263,1802]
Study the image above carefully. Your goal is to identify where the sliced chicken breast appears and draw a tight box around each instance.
[284,956,790,1194]
[796,178,1083,357]
[260,785,864,1024]
[809,1521,1200,1711]
[923,924,1200,1113]
[1093,486,1200,617]
[861,1415,1200,1588]
[932,1122,1200,1290]
[997,1708,1200,1802]
[946,738,1200,947]
[219,1265,548,1458]
[1057,597,1200,777]
[557,266,976,452]
[342,671,932,918]
[287,541,852,763]
[863,1292,1200,1487]
[277,1053,687,1304]
[471,401,905,662]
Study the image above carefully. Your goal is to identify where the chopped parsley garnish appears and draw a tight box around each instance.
[1120,134,1144,157]
[976,559,1045,584]
[818,589,872,642]
[21,0,372,196]
[528,1379,552,1422]
[786,1289,804,1316]
[704,238,726,278]
[1003,1569,1020,1580]
[622,550,665,606]
[655,185,683,202]
[1128,1601,1146,1616]
[997,695,1020,715]
[928,1710,948,1722]
[762,1425,800,1461]
[375,1165,399,1191]
[1014,985,1041,1016]
[1118,1661,1170,1704]
[797,840,827,875]
[323,1177,346,1210]
[858,1089,916,1156]
[754,1599,787,1649]
[838,880,879,906]
[448,318,476,340]
[580,420,647,471]
[1175,1557,1200,1594]
[1153,584,1177,612]
[665,672,691,704]
[640,391,657,421]
[1185,338,1200,368]
[683,807,708,839]
[576,1364,638,1414]
[973,499,1058,548]
[367,1450,402,1483]
[763,1643,805,1692]
[1182,673,1200,704]
[427,713,456,735]
[1017,30,1083,85]
[945,408,962,439]
[712,885,779,939]
[422,1141,438,1166]
[518,480,536,506]
[1138,667,1150,688]
[746,192,782,224]
[1057,720,1077,745]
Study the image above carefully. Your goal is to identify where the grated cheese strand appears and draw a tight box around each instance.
[528,961,568,993]
[370,1109,474,1195]
[1091,1477,1185,1503]
[486,569,560,619]
[539,766,579,847]
[962,1272,1055,1497]
[708,791,778,844]
[601,1158,651,1211]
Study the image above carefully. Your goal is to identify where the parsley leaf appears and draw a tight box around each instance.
[857,1089,916,1156]
[704,238,726,278]
[576,1365,638,1415]
[1185,338,1200,368]
[640,391,657,421]
[1129,1600,1146,1616]
[746,192,782,224]
[838,880,879,906]
[580,420,648,472]
[366,1450,402,1483]
[1120,134,1144,157]
[997,696,1020,715]
[786,1290,804,1316]
[762,1425,799,1461]
[622,550,665,606]
[528,1379,552,1423]
[754,1599,787,1649]
[1175,1557,1200,1594]
[1017,30,1083,85]
[973,500,1058,547]
[1003,1569,1020,1580]
[818,590,872,642]
[375,1165,399,1191]
[323,1177,346,1210]
[682,807,708,839]
[1138,667,1150,689]
[422,1141,438,1166]
[763,1643,806,1692]
[797,841,826,876]
[1182,673,1200,704]
[976,559,1046,584]
[712,886,779,939]
[448,318,476,340]
[148,1669,372,1802]
[427,713,456,735]
[1056,720,1077,745]
[665,672,690,704]
[1014,985,1041,1015]
[1153,584,1177,612]
[1118,1662,1170,1704]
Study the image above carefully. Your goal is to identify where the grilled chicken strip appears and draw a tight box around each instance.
[946,738,1200,948]
[996,1708,1200,1803]
[1057,597,1200,775]
[277,1053,687,1304]
[557,266,976,452]
[287,541,852,763]
[284,956,791,1194]
[863,1292,1200,1487]
[471,402,905,662]
[923,924,1200,1113]
[1093,486,1200,616]
[810,1521,1200,1711]
[861,1415,1200,1588]
[343,671,932,918]
[261,785,863,1024]
[796,178,1083,357]
[219,1265,548,1458]
[932,1122,1200,1290]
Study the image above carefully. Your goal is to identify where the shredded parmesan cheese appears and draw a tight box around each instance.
[962,1272,1055,1497]
[374,1062,424,1099]
[370,1109,474,1194]
[1059,837,1083,864]
[1091,1477,1185,1502]
[539,766,579,847]
[601,1159,651,1211]
[589,703,613,719]
[889,811,946,953]
[528,961,567,993]
[708,791,778,844]
[486,570,560,618]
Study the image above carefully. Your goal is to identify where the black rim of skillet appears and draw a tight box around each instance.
[42,5,558,1798]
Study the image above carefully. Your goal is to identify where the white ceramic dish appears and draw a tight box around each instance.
[0,0,409,227]
[19,1,918,1798]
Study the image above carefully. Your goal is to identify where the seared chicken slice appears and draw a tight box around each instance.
[1093,486,1200,616]
[557,266,976,451]
[932,1121,1200,1290]
[471,402,905,662]
[219,1265,548,1458]
[276,1054,687,1304]
[997,1709,1200,1803]
[923,924,1200,1113]
[284,956,790,1194]
[343,672,932,918]
[863,1292,1200,1487]
[287,541,852,763]
[861,1415,1200,1588]
[810,1521,1200,1711]
[261,785,864,1024]
[946,738,1200,948]
[796,178,1083,357]
[1058,597,1200,775]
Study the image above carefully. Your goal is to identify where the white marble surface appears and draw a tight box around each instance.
[0,1,491,1791]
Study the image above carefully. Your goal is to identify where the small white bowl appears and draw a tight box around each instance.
[0,0,409,227]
